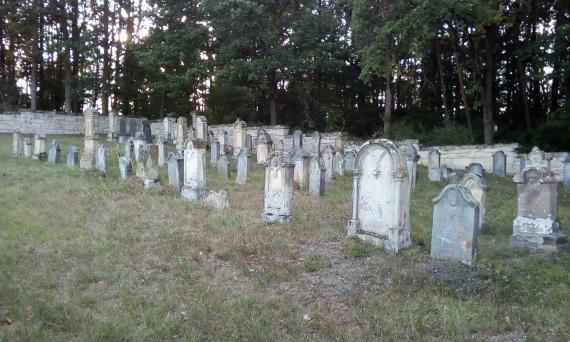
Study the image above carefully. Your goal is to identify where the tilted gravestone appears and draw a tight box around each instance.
[67,146,79,167]
[492,150,507,177]
[119,156,132,181]
[95,144,106,175]
[347,139,411,253]
[210,138,220,167]
[458,172,489,231]
[181,139,208,201]
[167,151,184,191]
[344,150,356,172]
[292,148,309,190]
[322,145,336,182]
[428,149,442,182]
[431,184,479,266]
[47,140,61,164]
[236,148,251,185]
[262,151,294,223]
[308,157,326,197]
[217,155,231,180]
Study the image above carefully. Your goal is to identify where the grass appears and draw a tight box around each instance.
[0,133,569,340]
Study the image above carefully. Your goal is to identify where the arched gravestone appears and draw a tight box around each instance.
[344,150,357,172]
[465,163,485,178]
[95,144,106,175]
[397,142,420,190]
[431,184,479,266]
[428,148,442,181]
[347,139,411,252]
[309,157,326,197]
[292,148,309,190]
[262,151,294,223]
[492,150,507,177]
[217,155,231,180]
[236,148,251,185]
[322,145,336,182]
[256,131,272,165]
[48,140,61,164]
[511,166,568,250]
[458,173,489,231]
[181,139,208,201]
[526,146,552,169]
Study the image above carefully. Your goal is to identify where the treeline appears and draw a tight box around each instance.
[1,0,569,149]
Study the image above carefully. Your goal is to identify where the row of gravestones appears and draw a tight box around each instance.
[13,133,84,168]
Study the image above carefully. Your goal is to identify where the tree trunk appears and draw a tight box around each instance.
[60,2,72,114]
[71,0,80,113]
[268,71,277,125]
[481,24,497,145]
[517,57,532,132]
[101,0,111,115]
[449,26,473,142]
[30,0,39,111]
[435,39,450,127]
[384,73,393,138]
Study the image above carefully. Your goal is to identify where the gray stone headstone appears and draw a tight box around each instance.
[313,131,321,157]
[458,172,489,231]
[236,148,250,185]
[210,138,220,166]
[203,189,230,210]
[181,139,208,201]
[119,117,127,136]
[256,132,272,165]
[344,150,356,172]
[217,155,231,180]
[262,151,294,223]
[448,173,460,184]
[292,148,309,190]
[128,119,137,137]
[47,140,61,164]
[428,149,441,181]
[245,134,253,152]
[23,138,33,158]
[293,130,303,150]
[397,142,420,190]
[322,145,335,182]
[465,163,485,178]
[12,131,22,157]
[142,121,152,143]
[441,165,453,184]
[526,146,552,170]
[431,184,479,266]
[95,144,106,175]
[563,155,570,193]
[167,151,184,191]
[124,139,134,160]
[134,132,145,163]
[66,146,79,167]
[144,144,160,188]
[309,157,326,197]
[334,152,344,177]
[156,135,168,167]
[119,156,132,181]
[492,150,506,177]
[517,154,527,172]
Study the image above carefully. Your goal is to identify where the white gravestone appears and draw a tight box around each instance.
[256,131,272,165]
[233,118,247,155]
[428,149,442,182]
[195,116,208,142]
[12,131,22,157]
[334,152,344,177]
[236,148,251,185]
[217,155,231,180]
[181,139,208,201]
[119,156,132,181]
[33,134,47,161]
[210,138,220,166]
[175,117,187,150]
[47,140,61,164]
[262,151,294,223]
[458,172,489,231]
[292,148,309,190]
[322,145,336,182]
[80,107,99,169]
[67,146,79,167]
[309,157,326,197]
[134,132,145,163]
[347,139,411,253]
[157,135,168,167]
[219,131,228,155]
[143,144,160,188]
[23,138,33,158]
[95,144,106,175]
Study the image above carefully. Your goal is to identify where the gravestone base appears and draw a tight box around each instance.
[261,212,293,224]
[80,157,95,170]
[510,232,569,251]
[347,220,411,253]
[181,186,207,201]
[143,179,159,189]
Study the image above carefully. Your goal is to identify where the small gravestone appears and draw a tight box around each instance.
[23,138,33,158]
[309,157,326,197]
[441,165,452,184]
[203,189,230,210]
[167,151,184,191]
[233,118,247,155]
[293,130,303,150]
[322,145,336,182]
[134,132,145,163]
[210,138,220,166]
[492,150,506,177]
[397,142,420,190]
[175,117,188,150]
[344,150,356,172]
[12,131,22,157]
[334,152,344,177]
[563,155,570,193]
[219,131,228,155]
[142,121,152,143]
[67,146,79,167]
[465,163,485,178]
[458,172,489,231]
[256,131,272,164]
[143,144,160,188]
[428,149,442,181]
[217,155,230,180]
[262,151,294,223]
[156,135,168,167]
[195,116,208,142]
[33,134,47,161]
[292,148,309,190]
[95,144,106,175]
[236,148,250,185]
[431,184,479,266]
[245,134,253,152]
[125,139,134,160]
[181,139,208,201]
[47,140,61,164]
[119,156,133,181]
[313,131,321,157]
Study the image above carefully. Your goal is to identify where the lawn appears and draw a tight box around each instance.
[0,134,569,341]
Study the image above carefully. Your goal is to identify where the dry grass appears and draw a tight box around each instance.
[0,133,569,341]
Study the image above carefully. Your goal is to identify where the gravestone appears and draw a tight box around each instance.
[492,150,507,177]
[511,167,568,250]
[210,138,220,166]
[142,121,152,143]
[309,157,326,197]
[217,155,231,180]
[195,116,208,142]
[23,138,33,158]
[292,148,309,190]
[428,149,442,181]
[67,146,79,167]
[219,131,228,155]
[125,139,134,160]
[245,134,253,153]
[448,173,460,184]
[128,119,137,137]
[517,154,527,173]
[334,152,344,177]
[233,118,247,155]
[313,131,322,157]
[256,131,272,165]
[203,190,230,210]
[167,151,184,191]
[118,117,127,139]
[344,150,357,172]
[397,142,420,190]
[236,148,251,185]
[347,139,411,252]
[134,132,145,163]
[441,165,453,184]
[119,156,133,181]
[95,144,106,175]
[107,110,117,142]
[156,135,168,167]
[47,140,61,164]
[176,117,187,150]
[563,155,570,193]
[143,144,160,188]
[12,131,22,157]
[293,130,303,150]
[526,146,552,169]
[322,145,336,182]
[275,140,284,152]
[33,134,47,161]
[465,163,485,178]
[431,184,479,266]
[80,107,99,169]
[181,139,208,201]
[458,172,489,231]
[262,151,294,223]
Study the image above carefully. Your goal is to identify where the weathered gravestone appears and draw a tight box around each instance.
[563,155,570,193]
[233,118,247,155]
[492,150,507,177]
[275,140,284,152]
[334,152,344,177]
[156,135,168,167]
[167,151,184,190]
[313,131,322,157]
[256,131,272,165]
[142,121,152,143]
[210,138,220,166]
[217,155,231,180]
[322,145,336,182]
[344,150,356,172]
[458,172,488,231]
[309,157,326,197]
[47,140,61,164]
[23,138,33,158]
[128,119,137,137]
[80,108,99,169]
[203,189,230,210]
[246,134,253,153]
[134,132,145,163]
[95,144,106,175]
[33,134,47,161]
[526,146,552,169]
[511,166,568,250]
[107,110,117,142]
[466,163,485,178]
[218,131,228,155]
[176,117,187,150]
[12,131,22,157]
[163,115,176,142]
[236,148,251,185]
[431,184,479,266]
[397,142,420,190]
[119,156,132,181]
[441,165,453,184]
[118,117,127,142]
[347,139,411,252]
[181,139,208,201]
[262,151,294,223]
[292,148,309,190]
[293,130,303,150]
[195,116,208,142]
[143,144,160,188]
[67,146,79,167]
[428,149,442,181]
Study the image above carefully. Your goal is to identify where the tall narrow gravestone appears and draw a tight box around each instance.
[176,117,187,150]
[211,138,220,167]
[12,131,22,157]
[195,116,208,142]
[118,117,127,142]
[347,139,411,253]
[119,156,132,181]
[344,150,356,172]
[107,110,117,142]
[143,145,160,188]
[511,166,568,250]
[398,142,420,190]
[256,131,272,165]
[47,140,61,164]
[309,157,326,197]
[181,139,208,201]
[134,132,145,163]
[431,184,479,266]
[33,134,47,161]
[492,150,507,177]
[262,151,294,223]
[157,135,168,167]
[233,118,247,155]
[334,152,345,177]
[218,131,228,155]
[80,107,99,169]
[292,148,309,190]
[23,138,33,158]
[95,144,106,175]
[563,155,570,193]
[293,130,303,150]
[142,121,152,143]
[236,148,251,185]
[128,119,137,137]
[217,155,231,180]
[167,151,184,190]
[67,146,79,167]
[428,149,442,181]
[245,134,253,153]
[322,145,336,182]
[313,131,321,157]
[458,173,488,231]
